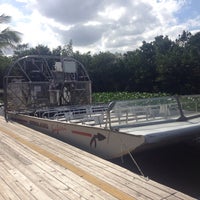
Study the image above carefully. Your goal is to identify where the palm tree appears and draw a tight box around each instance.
[0,14,21,53]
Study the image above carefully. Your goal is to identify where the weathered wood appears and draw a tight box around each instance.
[0,135,114,200]
[0,116,196,200]
[9,130,171,200]
[0,128,120,199]
[0,157,36,200]
[2,122,150,199]
[0,177,21,200]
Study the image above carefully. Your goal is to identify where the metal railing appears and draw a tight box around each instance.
[105,95,200,129]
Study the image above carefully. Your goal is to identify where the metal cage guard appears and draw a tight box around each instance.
[4,55,92,119]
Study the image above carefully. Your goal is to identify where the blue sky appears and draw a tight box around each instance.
[175,0,200,23]
[1,0,200,53]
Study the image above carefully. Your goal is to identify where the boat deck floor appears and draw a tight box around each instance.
[0,116,195,200]
[58,112,200,137]
[118,117,200,135]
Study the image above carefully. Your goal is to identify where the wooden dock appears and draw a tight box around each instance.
[0,116,195,200]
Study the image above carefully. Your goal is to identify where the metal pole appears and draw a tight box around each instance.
[3,76,8,122]
[175,95,187,121]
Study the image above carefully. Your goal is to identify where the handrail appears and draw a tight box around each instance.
[105,95,200,129]
[6,95,200,128]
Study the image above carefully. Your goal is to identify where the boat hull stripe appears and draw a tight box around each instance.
[72,130,92,137]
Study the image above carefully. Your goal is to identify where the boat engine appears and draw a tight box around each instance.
[4,55,92,113]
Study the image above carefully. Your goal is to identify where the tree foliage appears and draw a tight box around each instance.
[0,30,200,95]
[0,14,21,54]
[0,55,11,88]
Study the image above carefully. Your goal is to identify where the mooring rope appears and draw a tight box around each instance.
[127,150,148,181]
[120,142,148,181]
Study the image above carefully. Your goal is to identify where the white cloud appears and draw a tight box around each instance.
[0,3,24,21]
[98,6,126,21]
[15,10,62,48]
[1,0,200,53]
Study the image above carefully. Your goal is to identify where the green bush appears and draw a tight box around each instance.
[92,92,168,103]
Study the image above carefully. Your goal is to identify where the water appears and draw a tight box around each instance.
[111,142,200,199]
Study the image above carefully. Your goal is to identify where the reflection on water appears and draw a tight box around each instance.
[111,142,200,199]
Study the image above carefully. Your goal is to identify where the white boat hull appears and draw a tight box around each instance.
[8,112,200,159]
[8,113,145,159]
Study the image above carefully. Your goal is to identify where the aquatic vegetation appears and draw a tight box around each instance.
[92,92,168,103]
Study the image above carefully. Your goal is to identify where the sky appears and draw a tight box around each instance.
[0,0,200,53]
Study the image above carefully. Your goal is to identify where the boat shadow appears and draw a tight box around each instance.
[111,142,200,199]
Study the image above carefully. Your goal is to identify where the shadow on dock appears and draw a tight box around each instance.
[111,141,200,199]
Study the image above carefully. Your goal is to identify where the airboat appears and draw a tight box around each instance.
[3,55,200,159]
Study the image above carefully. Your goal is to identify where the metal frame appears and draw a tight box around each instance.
[4,55,91,118]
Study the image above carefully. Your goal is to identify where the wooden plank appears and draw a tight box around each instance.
[0,129,121,199]
[9,167,56,200]
[34,140,156,199]
[0,142,63,200]
[0,137,86,200]
[173,192,197,200]
[1,122,146,199]
[0,124,137,200]
[164,194,182,200]
[0,117,196,200]
[5,127,167,198]
[0,156,36,200]
[18,133,172,200]
[0,194,5,200]
[0,177,21,200]
[50,154,162,200]
[0,130,118,200]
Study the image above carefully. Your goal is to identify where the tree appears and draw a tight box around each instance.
[0,14,21,54]
[52,46,62,56]
[89,52,119,92]
[0,55,12,89]
[13,43,29,58]
[176,30,191,47]
[61,39,73,57]
[1,29,199,94]
[185,32,200,94]
[13,44,52,59]
[135,41,157,92]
